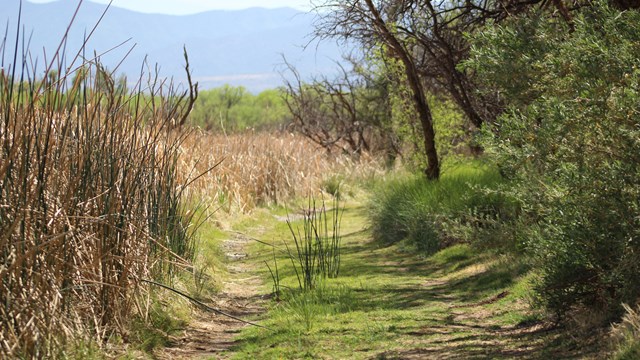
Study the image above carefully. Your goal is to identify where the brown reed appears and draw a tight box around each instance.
[0,37,197,360]
[178,130,385,212]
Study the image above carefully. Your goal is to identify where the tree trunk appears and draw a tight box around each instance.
[364,0,440,180]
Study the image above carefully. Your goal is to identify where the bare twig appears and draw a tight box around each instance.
[140,279,271,330]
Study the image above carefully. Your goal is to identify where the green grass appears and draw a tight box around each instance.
[60,338,104,360]
[368,161,514,254]
[615,341,640,360]
[225,192,601,359]
[189,215,228,299]
[612,303,640,360]
[129,301,188,353]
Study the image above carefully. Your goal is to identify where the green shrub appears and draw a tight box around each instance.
[466,3,640,319]
[368,162,511,254]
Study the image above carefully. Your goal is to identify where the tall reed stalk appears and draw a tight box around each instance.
[285,196,343,290]
[0,9,198,356]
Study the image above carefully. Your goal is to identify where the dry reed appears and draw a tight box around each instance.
[0,32,197,359]
[178,130,385,212]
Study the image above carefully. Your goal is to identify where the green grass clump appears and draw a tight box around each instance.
[368,161,512,254]
[321,174,344,199]
[612,303,640,360]
[615,342,640,360]
[129,299,188,353]
[284,196,343,290]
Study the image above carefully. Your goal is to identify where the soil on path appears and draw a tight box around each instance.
[156,232,266,360]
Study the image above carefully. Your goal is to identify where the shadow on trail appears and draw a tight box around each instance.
[333,234,603,359]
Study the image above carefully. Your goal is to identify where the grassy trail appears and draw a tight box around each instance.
[157,231,267,359]
[179,194,603,359]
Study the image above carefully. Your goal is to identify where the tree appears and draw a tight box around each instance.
[314,0,440,178]
[312,0,631,171]
[282,58,400,159]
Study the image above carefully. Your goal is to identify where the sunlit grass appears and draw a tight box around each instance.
[368,161,514,253]
[227,197,561,359]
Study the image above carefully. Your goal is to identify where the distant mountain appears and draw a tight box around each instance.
[0,1,344,91]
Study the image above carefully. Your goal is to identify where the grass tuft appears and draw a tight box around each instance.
[368,161,513,253]
[612,303,640,360]
[284,196,343,290]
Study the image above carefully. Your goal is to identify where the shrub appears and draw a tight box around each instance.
[466,3,640,319]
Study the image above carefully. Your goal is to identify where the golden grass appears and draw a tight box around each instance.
[178,130,386,212]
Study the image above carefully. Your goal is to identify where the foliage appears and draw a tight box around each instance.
[189,85,290,132]
[368,162,511,254]
[372,46,472,169]
[466,3,640,319]
[390,85,469,171]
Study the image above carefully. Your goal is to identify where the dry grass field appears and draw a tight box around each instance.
[178,130,386,212]
[0,55,202,356]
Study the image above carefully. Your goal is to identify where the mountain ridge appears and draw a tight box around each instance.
[0,1,340,91]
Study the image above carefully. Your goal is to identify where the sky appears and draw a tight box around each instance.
[27,0,313,15]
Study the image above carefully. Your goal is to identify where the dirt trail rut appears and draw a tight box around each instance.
[157,233,266,359]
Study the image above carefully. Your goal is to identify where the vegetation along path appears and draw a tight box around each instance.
[162,195,606,359]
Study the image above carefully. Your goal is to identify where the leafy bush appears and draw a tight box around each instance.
[368,162,511,254]
[466,3,640,319]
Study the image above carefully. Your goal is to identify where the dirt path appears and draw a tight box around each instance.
[218,203,608,359]
[155,202,607,359]
[157,233,265,360]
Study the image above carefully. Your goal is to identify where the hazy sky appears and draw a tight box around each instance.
[27,0,313,14]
